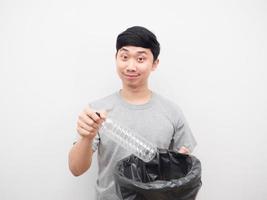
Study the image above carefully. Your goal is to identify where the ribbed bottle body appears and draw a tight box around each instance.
[99,118,157,162]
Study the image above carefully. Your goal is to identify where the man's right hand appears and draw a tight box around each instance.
[76,106,107,140]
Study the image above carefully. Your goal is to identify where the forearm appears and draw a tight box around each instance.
[68,137,94,176]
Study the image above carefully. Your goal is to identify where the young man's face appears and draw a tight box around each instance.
[116,46,159,89]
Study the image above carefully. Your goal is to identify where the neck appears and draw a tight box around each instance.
[120,86,152,105]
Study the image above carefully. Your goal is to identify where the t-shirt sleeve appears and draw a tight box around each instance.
[172,110,197,153]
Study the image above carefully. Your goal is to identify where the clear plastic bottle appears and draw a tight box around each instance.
[98,116,157,162]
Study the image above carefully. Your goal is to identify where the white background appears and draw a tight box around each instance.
[1,0,267,199]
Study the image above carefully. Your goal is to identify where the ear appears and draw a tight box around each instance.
[151,59,159,71]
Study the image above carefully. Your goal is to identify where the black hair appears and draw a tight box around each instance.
[116,26,160,61]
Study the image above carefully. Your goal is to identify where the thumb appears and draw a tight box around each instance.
[96,110,107,120]
[100,110,107,119]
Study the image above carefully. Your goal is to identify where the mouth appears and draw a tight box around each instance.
[123,73,140,79]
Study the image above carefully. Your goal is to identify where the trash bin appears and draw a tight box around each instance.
[114,149,202,200]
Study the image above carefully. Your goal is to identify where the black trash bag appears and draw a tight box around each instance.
[114,149,202,200]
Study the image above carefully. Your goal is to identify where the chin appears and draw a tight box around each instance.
[123,82,139,89]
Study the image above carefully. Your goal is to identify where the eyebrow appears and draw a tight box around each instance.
[119,47,148,55]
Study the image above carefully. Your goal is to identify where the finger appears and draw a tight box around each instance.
[77,126,96,138]
[98,110,108,120]
[76,126,90,137]
[77,120,98,132]
[95,111,108,125]
[178,146,190,154]
[84,108,100,123]
[79,114,99,129]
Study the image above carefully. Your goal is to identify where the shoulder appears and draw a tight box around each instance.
[153,92,184,123]
[89,92,118,110]
[154,93,182,113]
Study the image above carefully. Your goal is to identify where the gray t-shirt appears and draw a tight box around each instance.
[88,91,197,200]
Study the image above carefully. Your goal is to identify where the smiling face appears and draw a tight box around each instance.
[116,46,159,90]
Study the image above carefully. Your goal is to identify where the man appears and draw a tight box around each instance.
[68,26,197,200]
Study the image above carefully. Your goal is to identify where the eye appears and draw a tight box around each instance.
[120,54,128,61]
[137,57,145,63]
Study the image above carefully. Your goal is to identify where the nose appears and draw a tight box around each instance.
[126,60,137,72]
